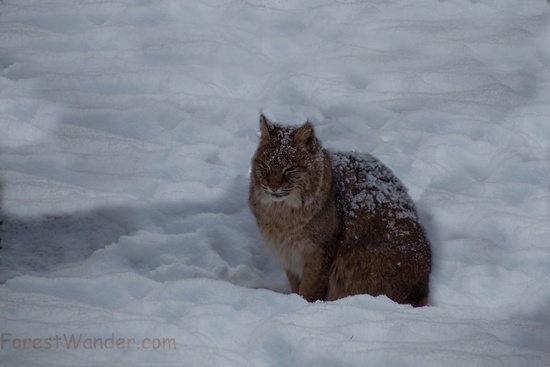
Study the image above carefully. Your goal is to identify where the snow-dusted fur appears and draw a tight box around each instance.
[249,115,431,306]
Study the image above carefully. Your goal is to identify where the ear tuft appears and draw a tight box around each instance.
[259,114,274,139]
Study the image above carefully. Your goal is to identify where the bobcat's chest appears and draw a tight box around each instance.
[253,198,318,279]
[262,231,308,279]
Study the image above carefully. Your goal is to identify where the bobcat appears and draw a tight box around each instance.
[249,114,431,307]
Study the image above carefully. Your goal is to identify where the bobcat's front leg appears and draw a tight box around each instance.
[298,248,329,302]
[286,271,300,294]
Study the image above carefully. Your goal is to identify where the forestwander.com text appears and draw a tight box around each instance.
[1,333,176,351]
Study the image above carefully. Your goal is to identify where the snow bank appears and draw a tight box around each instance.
[1,0,549,366]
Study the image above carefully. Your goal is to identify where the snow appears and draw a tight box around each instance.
[1,0,549,366]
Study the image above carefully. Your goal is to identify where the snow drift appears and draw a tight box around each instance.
[1,0,549,366]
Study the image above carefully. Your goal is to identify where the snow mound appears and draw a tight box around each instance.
[1,0,550,366]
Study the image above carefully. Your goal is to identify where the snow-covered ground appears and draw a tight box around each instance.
[1,0,550,366]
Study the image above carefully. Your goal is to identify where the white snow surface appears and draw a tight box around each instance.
[1,0,550,366]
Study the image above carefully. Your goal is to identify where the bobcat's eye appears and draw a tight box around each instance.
[283,167,298,176]
[258,162,270,172]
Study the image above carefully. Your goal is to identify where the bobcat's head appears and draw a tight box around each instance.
[251,114,324,208]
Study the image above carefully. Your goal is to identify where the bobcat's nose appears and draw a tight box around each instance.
[267,183,281,193]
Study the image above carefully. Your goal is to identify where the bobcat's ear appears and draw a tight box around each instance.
[259,114,274,140]
[294,121,316,148]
